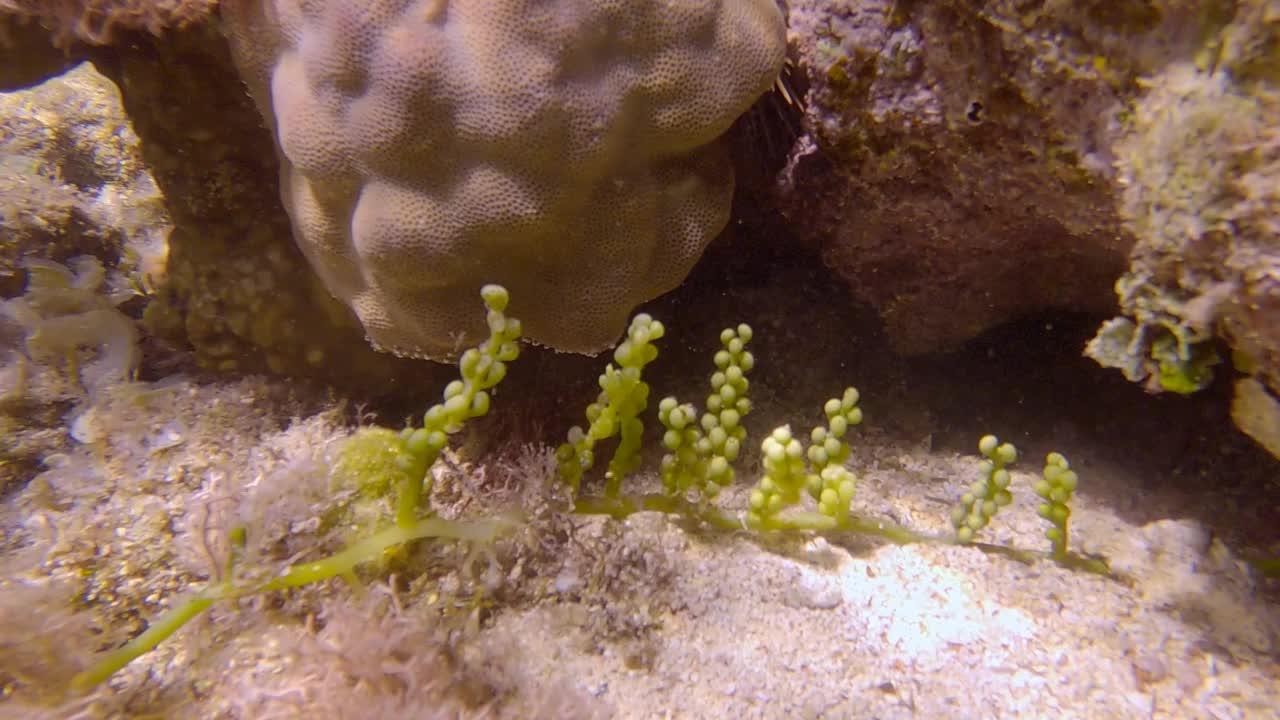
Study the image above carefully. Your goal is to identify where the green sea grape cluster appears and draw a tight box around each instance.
[946,439,1084,561]
[748,425,810,527]
[1035,452,1079,560]
[552,316,1092,559]
[391,284,523,525]
[74,290,1106,697]
[72,285,526,693]
[951,434,1018,543]
[556,318,872,533]
[658,324,755,501]
[744,388,863,530]
[805,388,862,522]
[556,313,665,497]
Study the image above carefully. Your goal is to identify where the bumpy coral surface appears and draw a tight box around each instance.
[223,0,786,359]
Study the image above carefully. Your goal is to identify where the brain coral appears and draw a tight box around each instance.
[222,0,785,359]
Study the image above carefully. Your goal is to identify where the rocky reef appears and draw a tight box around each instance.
[1,4,1279,714]
[776,0,1280,455]
[3,1,1278,446]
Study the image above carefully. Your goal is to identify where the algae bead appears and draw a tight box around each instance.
[480,284,510,311]
[979,435,999,455]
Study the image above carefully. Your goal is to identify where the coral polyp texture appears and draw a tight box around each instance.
[222,0,786,360]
